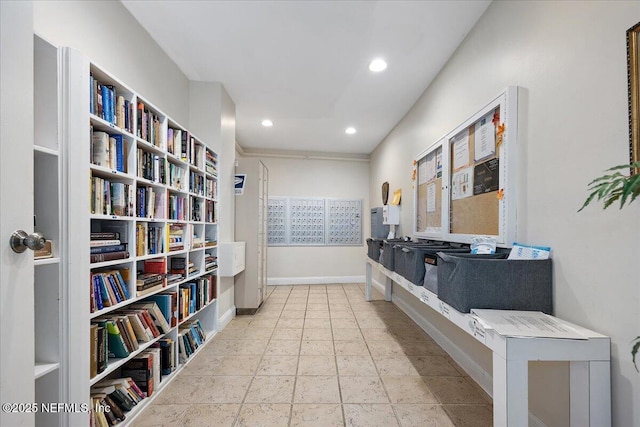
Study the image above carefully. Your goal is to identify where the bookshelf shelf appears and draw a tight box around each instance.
[34,363,60,380]
[34,257,60,266]
[34,145,59,157]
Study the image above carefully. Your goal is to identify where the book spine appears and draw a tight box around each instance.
[90,251,129,264]
[90,244,128,255]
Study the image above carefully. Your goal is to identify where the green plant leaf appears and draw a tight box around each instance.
[620,173,640,207]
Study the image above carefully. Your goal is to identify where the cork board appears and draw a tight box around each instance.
[415,146,443,233]
[449,108,500,235]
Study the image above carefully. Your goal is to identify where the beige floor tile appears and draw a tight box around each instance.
[381,376,438,404]
[372,355,420,376]
[423,377,489,404]
[336,355,378,376]
[340,377,389,403]
[356,318,388,329]
[290,403,344,427]
[304,318,332,329]
[300,340,335,355]
[178,404,240,427]
[406,356,461,376]
[305,310,331,319]
[242,327,275,340]
[366,340,405,357]
[215,327,248,340]
[194,376,253,403]
[360,328,397,341]
[284,303,308,311]
[343,404,399,427]
[298,355,337,375]
[442,404,493,426]
[329,310,355,319]
[129,404,189,427]
[153,376,203,404]
[271,328,303,341]
[277,317,305,328]
[331,318,359,329]
[180,354,224,375]
[256,355,299,375]
[280,310,306,319]
[399,339,447,357]
[253,310,282,319]
[334,340,370,356]
[244,376,296,404]
[307,303,329,311]
[265,339,301,355]
[213,355,261,376]
[236,404,291,427]
[392,404,455,427]
[232,339,269,355]
[226,317,252,328]
[294,376,341,403]
[332,328,364,341]
[250,318,278,328]
[287,297,308,304]
[207,340,239,355]
[302,328,333,340]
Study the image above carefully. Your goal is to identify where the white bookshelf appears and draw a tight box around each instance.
[51,46,220,426]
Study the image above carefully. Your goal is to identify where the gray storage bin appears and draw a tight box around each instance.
[423,251,509,294]
[436,253,553,314]
[366,238,384,261]
[380,239,407,270]
[395,245,467,285]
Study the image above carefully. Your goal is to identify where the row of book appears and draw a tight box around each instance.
[168,224,185,251]
[90,233,130,264]
[168,161,186,190]
[91,129,127,173]
[135,272,166,298]
[167,127,189,162]
[189,171,205,196]
[205,150,218,175]
[137,102,162,147]
[206,178,217,199]
[136,186,163,219]
[137,149,166,184]
[178,275,217,321]
[90,267,130,312]
[191,198,203,222]
[90,177,134,218]
[168,195,188,221]
[90,376,145,427]
[90,301,171,376]
[135,222,164,257]
[90,74,135,133]
[178,320,206,363]
[206,200,216,223]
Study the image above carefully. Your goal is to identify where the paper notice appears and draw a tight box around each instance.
[426,154,437,182]
[451,167,473,200]
[452,132,470,171]
[475,115,496,161]
[418,160,428,185]
[427,183,436,212]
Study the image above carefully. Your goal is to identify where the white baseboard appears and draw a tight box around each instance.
[218,304,236,330]
[268,275,365,285]
[372,278,548,427]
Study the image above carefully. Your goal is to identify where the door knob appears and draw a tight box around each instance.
[10,230,46,253]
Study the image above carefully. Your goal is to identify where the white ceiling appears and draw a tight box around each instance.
[121,0,491,156]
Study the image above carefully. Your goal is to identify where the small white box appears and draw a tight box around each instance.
[218,242,246,277]
[382,205,400,225]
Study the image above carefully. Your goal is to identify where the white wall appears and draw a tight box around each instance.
[189,81,237,324]
[370,1,640,426]
[256,155,370,284]
[33,0,189,125]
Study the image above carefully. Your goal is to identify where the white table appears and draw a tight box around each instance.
[365,259,611,427]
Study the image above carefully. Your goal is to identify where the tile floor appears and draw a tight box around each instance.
[130,284,493,427]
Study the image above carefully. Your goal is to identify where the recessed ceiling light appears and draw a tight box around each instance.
[345,127,357,135]
[261,119,273,127]
[368,58,387,72]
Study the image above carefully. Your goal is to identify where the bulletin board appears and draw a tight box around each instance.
[413,87,518,246]
[267,197,362,246]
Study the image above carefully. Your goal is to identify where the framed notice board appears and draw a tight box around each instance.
[413,87,518,246]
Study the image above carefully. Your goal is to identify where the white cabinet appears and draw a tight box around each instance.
[218,242,246,276]
[234,158,268,313]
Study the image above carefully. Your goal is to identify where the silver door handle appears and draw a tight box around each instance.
[10,230,46,253]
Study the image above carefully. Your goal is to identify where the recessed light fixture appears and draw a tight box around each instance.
[261,119,273,127]
[345,127,357,135]
[368,58,387,72]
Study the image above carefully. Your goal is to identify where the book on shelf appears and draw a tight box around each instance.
[143,258,166,274]
[131,301,171,334]
[135,281,165,298]
[145,292,177,328]
[121,353,153,397]
[90,239,121,247]
[155,338,176,375]
[91,231,120,241]
[90,243,127,255]
[90,250,129,264]
[104,320,129,359]
[90,324,98,378]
